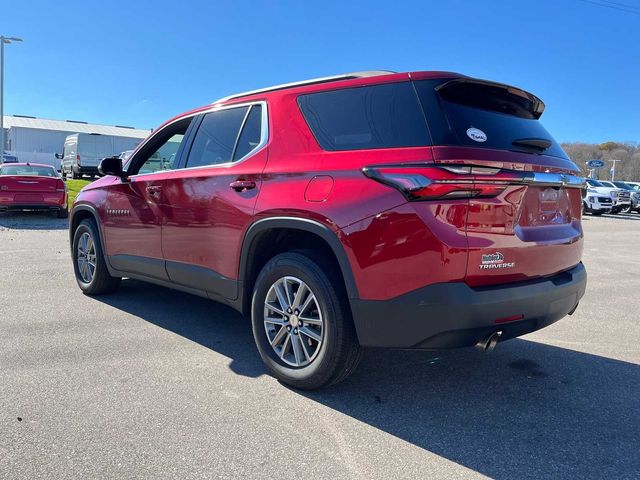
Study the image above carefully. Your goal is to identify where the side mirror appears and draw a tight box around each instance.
[55,153,63,159]
[98,156,125,178]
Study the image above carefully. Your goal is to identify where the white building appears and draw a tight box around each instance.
[2,115,151,168]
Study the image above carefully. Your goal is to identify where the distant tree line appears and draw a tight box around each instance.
[561,141,640,181]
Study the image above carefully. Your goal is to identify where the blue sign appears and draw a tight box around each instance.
[586,160,605,168]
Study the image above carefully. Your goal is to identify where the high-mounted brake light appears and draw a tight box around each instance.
[362,164,528,201]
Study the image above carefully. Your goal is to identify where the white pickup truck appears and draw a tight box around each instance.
[585,179,631,214]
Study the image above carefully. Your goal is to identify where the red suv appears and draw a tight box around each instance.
[69,70,586,389]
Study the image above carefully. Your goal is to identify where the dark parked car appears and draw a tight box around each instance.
[68,70,587,389]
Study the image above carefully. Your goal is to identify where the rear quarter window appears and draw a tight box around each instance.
[298,82,431,151]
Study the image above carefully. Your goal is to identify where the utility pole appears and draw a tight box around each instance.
[0,35,23,160]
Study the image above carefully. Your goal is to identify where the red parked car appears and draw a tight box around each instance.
[69,70,587,389]
[0,163,68,217]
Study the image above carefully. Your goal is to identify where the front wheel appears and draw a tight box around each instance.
[251,251,361,390]
[72,219,121,295]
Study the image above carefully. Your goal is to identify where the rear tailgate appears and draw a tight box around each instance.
[0,175,61,193]
[414,77,585,287]
[432,147,584,286]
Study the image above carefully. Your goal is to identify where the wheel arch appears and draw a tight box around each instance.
[238,217,359,316]
[69,204,107,257]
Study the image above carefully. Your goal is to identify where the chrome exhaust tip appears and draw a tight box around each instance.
[476,330,503,353]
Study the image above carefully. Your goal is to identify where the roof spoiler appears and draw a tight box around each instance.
[435,78,545,119]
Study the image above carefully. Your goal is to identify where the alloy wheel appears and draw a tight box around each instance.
[77,232,97,283]
[263,276,324,367]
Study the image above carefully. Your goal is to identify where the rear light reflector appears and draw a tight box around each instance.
[494,314,524,324]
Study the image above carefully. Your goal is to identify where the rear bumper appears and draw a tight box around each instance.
[76,166,99,175]
[349,262,586,349]
[0,204,65,212]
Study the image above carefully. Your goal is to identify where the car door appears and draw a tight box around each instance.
[161,102,268,299]
[102,116,194,280]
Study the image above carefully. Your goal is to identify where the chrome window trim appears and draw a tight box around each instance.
[128,100,268,179]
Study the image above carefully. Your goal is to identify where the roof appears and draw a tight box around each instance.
[1,162,54,168]
[212,70,398,104]
[1,115,151,138]
[212,70,467,106]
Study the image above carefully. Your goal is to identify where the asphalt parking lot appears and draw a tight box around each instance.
[0,212,638,479]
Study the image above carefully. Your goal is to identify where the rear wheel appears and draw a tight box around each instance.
[57,206,68,219]
[72,219,120,294]
[251,251,361,390]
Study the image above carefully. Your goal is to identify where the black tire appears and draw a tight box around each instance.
[251,251,361,390]
[57,206,68,219]
[72,219,121,295]
[622,204,633,213]
[610,207,620,215]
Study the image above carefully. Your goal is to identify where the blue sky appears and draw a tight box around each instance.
[4,0,638,143]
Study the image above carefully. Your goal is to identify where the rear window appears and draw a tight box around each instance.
[414,79,568,159]
[298,82,430,151]
[0,165,56,176]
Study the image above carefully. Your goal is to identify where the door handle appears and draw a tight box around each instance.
[229,180,256,192]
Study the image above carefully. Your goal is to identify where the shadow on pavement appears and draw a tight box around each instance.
[0,211,68,230]
[96,279,639,479]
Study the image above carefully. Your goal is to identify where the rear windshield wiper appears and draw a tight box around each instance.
[512,137,552,151]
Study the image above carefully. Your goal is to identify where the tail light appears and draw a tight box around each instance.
[363,164,585,201]
[56,179,66,191]
[76,155,81,165]
[363,164,527,201]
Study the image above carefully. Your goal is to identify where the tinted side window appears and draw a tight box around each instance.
[233,105,263,160]
[298,82,430,151]
[186,107,249,168]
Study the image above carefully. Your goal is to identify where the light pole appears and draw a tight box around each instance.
[1,35,23,161]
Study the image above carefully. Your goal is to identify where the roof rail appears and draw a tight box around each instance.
[212,70,396,104]
[13,114,36,119]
